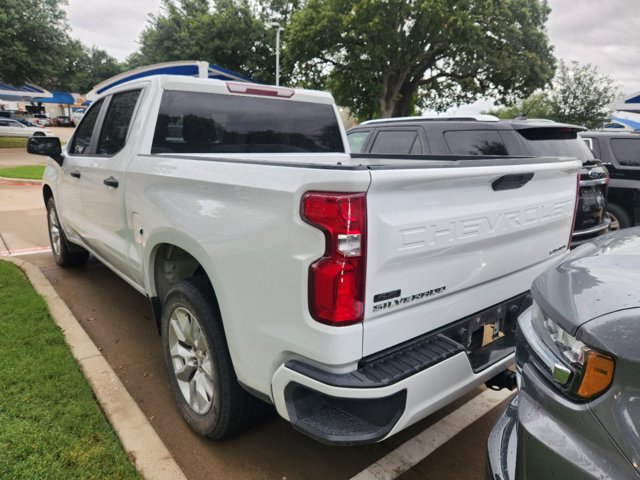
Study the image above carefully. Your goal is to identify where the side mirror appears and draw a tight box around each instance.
[27,136,64,165]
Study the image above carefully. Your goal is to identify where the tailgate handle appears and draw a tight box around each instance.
[492,173,534,191]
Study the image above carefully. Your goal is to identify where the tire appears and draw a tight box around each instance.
[46,197,89,267]
[161,277,268,439]
[32,132,45,137]
[606,203,632,230]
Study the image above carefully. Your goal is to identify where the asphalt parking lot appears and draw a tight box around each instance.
[0,162,514,480]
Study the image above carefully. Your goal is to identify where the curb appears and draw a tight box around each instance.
[4,257,188,480]
[0,176,42,186]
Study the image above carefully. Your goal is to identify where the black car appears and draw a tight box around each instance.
[486,228,640,479]
[348,117,610,248]
[581,131,640,229]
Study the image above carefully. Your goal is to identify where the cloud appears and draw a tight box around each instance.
[546,0,640,95]
[66,0,161,61]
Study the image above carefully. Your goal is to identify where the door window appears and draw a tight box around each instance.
[97,90,142,155]
[347,131,370,153]
[370,130,421,154]
[611,138,640,166]
[69,99,105,155]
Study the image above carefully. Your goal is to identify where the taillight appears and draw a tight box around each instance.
[301,192,366,326]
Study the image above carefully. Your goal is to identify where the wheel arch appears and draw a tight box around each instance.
[145,232,226,333]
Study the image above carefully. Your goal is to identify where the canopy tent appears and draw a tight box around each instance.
[32,91,75,104]
[0,82,52,101]
[605,116,640,131]
[614,91,640,113]
[86,60,252,99]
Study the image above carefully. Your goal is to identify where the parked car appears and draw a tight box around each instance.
[348,116,610,248]
[580,131,640,229]
[29,113,53,127]
[486,228,640,479]
[54,116,75,127]
[0,117,50,137]
[28,75,580,444]
[17,118,38,128]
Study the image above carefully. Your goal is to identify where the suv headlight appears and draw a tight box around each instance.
[529,302,615,400]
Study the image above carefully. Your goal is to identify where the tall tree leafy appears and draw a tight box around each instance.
[0,0,70,86]
[0,0,122,92]
[286,0,556,119]
[549,61,619,128]
[488,62,619,128]
[130,0,277,83]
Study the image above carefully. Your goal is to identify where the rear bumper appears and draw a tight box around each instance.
[271,340,515,445]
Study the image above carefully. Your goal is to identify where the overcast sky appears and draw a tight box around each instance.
[66,0,640,98]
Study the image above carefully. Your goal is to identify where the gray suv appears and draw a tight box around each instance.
[348,116,610,247]
[486,228,640,479]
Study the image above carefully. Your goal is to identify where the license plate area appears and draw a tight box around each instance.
[438,292,533,372]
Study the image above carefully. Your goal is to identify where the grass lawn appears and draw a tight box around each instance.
[0,261,139,480]
[0,165,45,180]
[0,137,28,148]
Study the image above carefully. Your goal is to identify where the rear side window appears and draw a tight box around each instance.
[347,130,370,153]
[370,130,422,154]
[444,130,510,155]
[611,138,640,166]
[97,90,141,155]
[152,91,344,154]
[517,128,594,161]
[70,99,104,155]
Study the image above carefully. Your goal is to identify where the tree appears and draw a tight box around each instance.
[487,62,620,128]
[548,61,619,129]
[0,0,122,92]
[486,92,553,120]
[285,0,556,120]
[0,0,70,86]
[130,0,277,83]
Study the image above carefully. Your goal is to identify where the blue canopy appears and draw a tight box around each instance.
[608,116,640,131]
[32,91,75,104]
[0,82,52,101]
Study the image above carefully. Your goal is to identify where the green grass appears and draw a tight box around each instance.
[0,261,140,480]
[0,165,45,180]
[0,137,28,148]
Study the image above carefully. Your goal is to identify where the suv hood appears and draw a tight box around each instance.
[531,228,640,335]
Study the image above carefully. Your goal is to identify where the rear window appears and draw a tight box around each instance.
[517,128,594,161]
[152,90,344,154]
[444,130,510,155]
[611,138,640,166]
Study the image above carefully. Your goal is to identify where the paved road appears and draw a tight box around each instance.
[1,175,513,480]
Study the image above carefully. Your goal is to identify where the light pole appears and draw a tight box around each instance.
[268,22,285,86]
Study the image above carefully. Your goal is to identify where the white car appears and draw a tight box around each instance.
[0,118,51,137]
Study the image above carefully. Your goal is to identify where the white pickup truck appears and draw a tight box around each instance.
[28,75,580,445]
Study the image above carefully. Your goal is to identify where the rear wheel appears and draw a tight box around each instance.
[32,132,45,137]
[606,203,631,230]
[46,197,89,267]
[161,277,268,439]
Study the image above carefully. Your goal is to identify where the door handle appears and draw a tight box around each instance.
[70,170,81,179]
[103,176,119,188]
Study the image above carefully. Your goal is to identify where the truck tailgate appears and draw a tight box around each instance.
[363,157,580,356]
